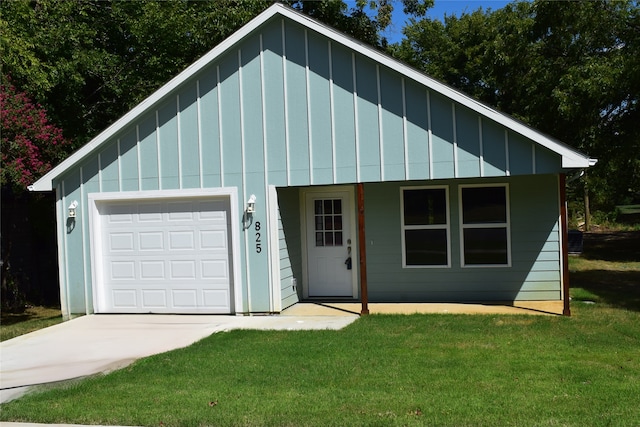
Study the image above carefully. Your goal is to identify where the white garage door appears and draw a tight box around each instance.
[96,197,233,314]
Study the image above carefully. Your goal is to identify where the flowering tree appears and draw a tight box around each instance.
[1,78,72,192]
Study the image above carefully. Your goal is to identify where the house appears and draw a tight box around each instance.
[29,4,596,319]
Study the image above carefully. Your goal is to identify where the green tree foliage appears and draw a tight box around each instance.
[1,0,432,148]
[393,0,640,211]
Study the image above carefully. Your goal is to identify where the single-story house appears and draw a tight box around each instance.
[30,4,596,319]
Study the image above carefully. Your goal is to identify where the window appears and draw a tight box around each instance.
[313,199,343,247]
[401,187,450,267]
[459,184,510,267]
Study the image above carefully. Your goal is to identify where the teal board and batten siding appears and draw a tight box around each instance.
[53,15,566,314]
[364,175,562,302]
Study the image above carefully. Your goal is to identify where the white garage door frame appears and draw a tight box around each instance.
[87,188,242,314]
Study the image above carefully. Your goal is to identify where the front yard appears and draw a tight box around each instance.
[1,232,638,427]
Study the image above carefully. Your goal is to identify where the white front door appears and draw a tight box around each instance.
[304,188,357,297]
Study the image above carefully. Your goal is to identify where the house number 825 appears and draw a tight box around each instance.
[255,221,262,253]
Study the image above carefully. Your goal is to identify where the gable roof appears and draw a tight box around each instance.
[29,3,596,192]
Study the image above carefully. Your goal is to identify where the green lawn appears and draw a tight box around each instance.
[1,232,639,426]
[0,306,62,342]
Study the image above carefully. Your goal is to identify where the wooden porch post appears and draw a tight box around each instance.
[357,183,369,315]
[559,173,571,317]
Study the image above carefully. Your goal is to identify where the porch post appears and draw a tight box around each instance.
[559,173,571,317]
[357,183,369,315]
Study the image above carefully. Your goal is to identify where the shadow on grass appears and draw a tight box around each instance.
[571,231,640,311]
[582,231,640,262]
[571,270,640,311]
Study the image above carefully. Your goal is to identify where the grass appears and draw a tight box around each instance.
[0,306,62,342]
[1,232,639,426]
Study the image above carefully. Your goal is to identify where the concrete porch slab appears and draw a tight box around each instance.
[282,301,565,316]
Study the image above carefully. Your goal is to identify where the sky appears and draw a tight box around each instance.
[372,0,513,43]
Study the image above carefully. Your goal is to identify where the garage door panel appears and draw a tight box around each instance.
[98,197,233,314]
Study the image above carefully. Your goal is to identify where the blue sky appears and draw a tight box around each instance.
[361,0,513,43]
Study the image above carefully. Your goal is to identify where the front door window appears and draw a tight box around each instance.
[314,199,343,247]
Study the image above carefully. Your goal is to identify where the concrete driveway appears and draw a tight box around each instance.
[0,313,357,403]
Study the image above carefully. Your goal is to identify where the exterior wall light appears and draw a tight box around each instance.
[68,200,78,218]
[246,194,256,214]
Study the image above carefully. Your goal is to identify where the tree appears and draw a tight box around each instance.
[1,78,72,192]
[392,0,640,215]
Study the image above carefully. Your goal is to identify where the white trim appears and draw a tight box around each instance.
[56,184,70,319]
[304,29,313,184]
[80,166,90,314]
[504,130,511,177]
[136,125,142,189]
[427,90,434,180]
[155,110,162,189]
[376,64,384,180]
[238,49,252,314]
[402,78,409,180]
[216,66,225,187]
[458,183,512,268]
[282,19,291,186]
[478,117,485,177]
[196,79,204,188]
[87,187,243,314]
[29,3,594,192]
[328,40,337,184]
[116,139,122,191]
[400,185,451,269]
[557,174,566,301]
[452,103,458,178]
[176,94,183,189]
[267,185,282,311]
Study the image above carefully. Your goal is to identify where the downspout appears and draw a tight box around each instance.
[357,183,369,315]
[559,174,571,317]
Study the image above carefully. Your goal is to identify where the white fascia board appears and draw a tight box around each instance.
[29,4,287,192]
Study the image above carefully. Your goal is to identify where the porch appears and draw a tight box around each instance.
[282,301,564,316]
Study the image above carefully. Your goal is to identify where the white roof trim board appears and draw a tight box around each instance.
[29,3,596,192]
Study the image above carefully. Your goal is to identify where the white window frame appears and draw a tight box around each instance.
[400,185,451,268]
[458,183,511,268]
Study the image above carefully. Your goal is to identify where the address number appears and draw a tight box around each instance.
[255,221,262,253]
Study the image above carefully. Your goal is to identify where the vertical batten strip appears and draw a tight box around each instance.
[532,144,536,174]
[328,41,337,183]
[427,90,434,180]
[259,33,273,311]
[196,80,204,188]
[304,29,313,184]
[79,166,90,314]
[376,64,384,180]
[97,151,103,192]
[116,139,122,191]
[504,130,510,176]
[216,66,225,187]
[238,49,252,313]
[478,117,485,177]
[281,19,291,186]
[136,125,142,189]
[260,34,269,184]
[56,181,71,320]
[352,52,361,182]
[176,94,183,189]
[452,103,458,178]
[155,110,162,189]
[401,78,409,180]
